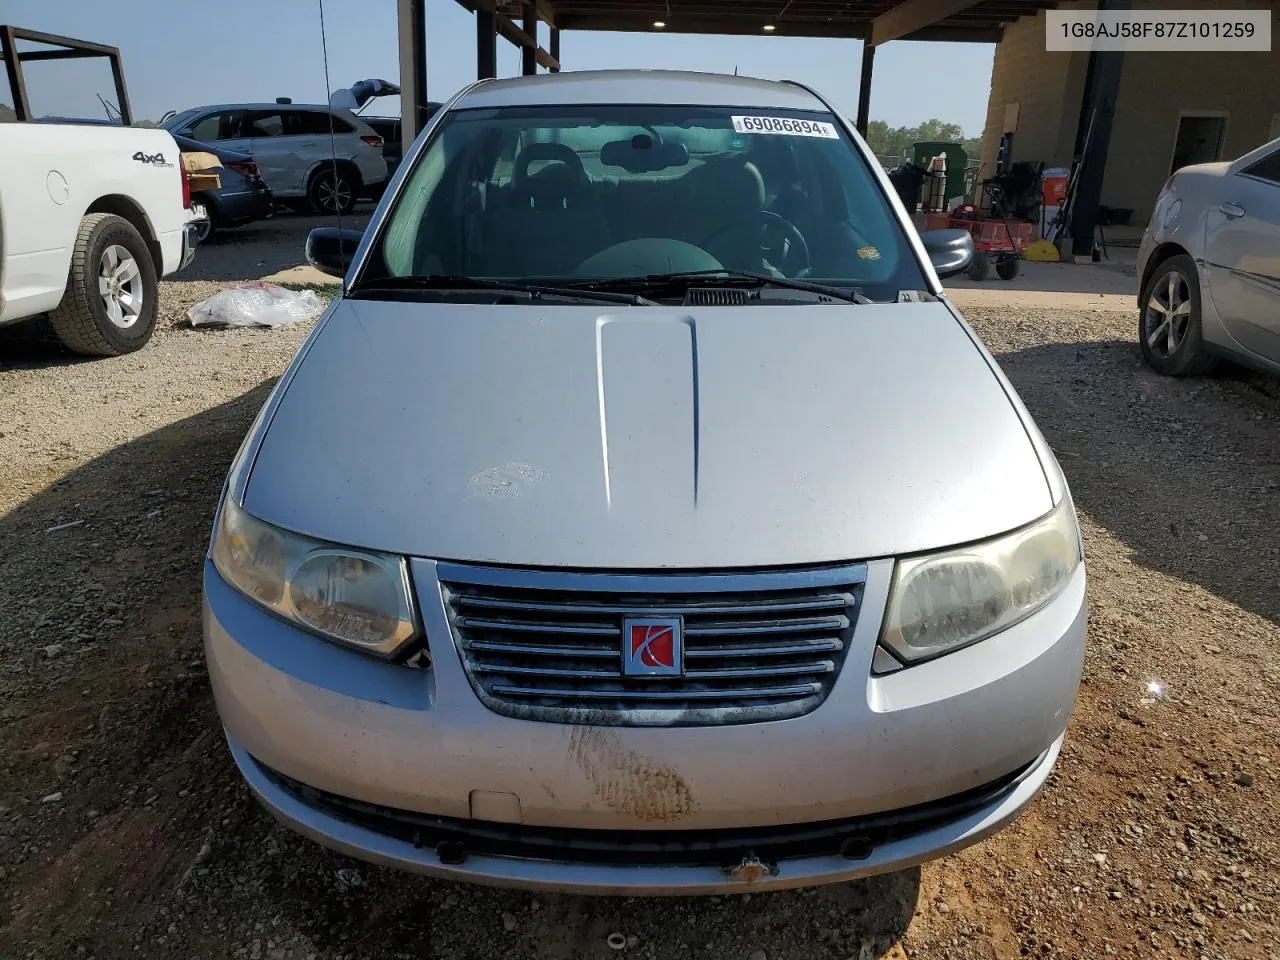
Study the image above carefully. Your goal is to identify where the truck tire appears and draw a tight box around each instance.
[47,213,158,357]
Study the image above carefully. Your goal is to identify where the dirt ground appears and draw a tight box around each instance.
[1,212,1277,960]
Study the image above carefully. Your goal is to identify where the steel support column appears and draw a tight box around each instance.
[477,6,497,79]
[397,0,429,142]
[549,27,560,72]
[1068,0,1127,257]
[522,5,538,75]
[0,27,30,121]
[855,43,874,137]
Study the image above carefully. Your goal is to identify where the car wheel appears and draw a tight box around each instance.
[47,213,158,357]
[966,250,990,281]
[1138,254,1218,377]
[308,167,357,216]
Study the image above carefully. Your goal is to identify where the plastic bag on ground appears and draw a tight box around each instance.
[187,282,326,328]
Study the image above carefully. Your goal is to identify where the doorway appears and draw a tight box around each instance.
[1169,114,1227,175]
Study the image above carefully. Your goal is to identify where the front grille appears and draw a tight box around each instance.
[439,562,865,726]
[256,751,1043,868]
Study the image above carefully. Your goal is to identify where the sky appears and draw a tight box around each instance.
[4,0,995,135]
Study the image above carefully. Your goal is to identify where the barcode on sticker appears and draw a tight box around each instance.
[732,116,840,139]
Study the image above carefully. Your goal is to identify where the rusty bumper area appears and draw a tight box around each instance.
[231,735,1061,895]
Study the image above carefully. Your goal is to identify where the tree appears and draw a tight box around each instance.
[864,118,983,169]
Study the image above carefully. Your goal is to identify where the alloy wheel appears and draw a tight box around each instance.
[317,174,352,213]
[98,244,144,330]
[1143,269,1192,358]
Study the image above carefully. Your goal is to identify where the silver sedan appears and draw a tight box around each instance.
[1138,137,1280,377]
[204,69,1087,894]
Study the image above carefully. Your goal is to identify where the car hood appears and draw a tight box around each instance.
[242,299,1053,568]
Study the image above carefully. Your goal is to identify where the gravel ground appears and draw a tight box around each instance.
[1,218,1277,960]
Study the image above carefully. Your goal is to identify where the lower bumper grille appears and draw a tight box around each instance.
[438,562,866,726]
[255,753,1042,868]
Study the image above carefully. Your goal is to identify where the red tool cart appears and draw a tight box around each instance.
[924,206,1034,281]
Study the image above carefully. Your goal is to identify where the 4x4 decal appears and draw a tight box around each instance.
[132,150,173,168]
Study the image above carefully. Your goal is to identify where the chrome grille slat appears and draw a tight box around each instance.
[684,662,835,680]
[440,562,865,727]
[468,640,619,659]
[454,595,851,616]
[474,663,622,679]
[459,618,620,636]
[491,682,825,702]
[683,639,844,658]
[684,617,848,636]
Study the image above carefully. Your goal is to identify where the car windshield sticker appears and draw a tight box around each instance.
[731,116,840,139]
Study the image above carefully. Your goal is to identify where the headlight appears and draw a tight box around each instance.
[878,496,1081,668]
[211,498,419,656]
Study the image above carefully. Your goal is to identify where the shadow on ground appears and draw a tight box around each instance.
[180,209,372,283]
[0,315,88,370]
[997,337,1280,624]
[0,386,920,959]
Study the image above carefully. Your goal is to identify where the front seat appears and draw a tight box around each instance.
[681,157,767,272]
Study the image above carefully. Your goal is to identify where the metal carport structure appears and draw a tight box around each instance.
[394,0,1126,256]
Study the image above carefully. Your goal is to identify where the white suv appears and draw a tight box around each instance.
[163,103,388,214]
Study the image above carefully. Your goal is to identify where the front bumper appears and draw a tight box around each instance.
[205,556,1086,892]
[229,730,1062,894]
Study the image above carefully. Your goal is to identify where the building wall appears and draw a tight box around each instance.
[980,0,1280,225]
[977,9,1083,177]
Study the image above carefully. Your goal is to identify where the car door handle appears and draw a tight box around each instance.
[1219,202,1246,219]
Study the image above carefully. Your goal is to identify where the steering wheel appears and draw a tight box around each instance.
[513,142,589,191]
[699,211,811,276]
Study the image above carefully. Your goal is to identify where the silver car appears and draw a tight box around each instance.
[163,103,387,215]
[204,70,1087,895]
[1138,136,1280,377]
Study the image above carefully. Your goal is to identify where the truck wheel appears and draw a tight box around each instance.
[308,167,357,216]
[47,213,158,357]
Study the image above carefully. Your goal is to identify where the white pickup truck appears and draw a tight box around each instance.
[0,25,200,356]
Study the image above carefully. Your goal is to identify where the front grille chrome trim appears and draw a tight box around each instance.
[490,682,826,701]
[436,561,868,593]
[439,562,866,727]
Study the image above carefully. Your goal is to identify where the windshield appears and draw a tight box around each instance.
[358,104,926,302]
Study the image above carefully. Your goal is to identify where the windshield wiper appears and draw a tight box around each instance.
[567,270,874,305]
[352,275,657,306]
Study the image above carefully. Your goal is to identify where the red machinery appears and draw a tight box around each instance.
[924,206,1033,281]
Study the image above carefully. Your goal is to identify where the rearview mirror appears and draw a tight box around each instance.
[919,229,974,280]
[305,227,364,278]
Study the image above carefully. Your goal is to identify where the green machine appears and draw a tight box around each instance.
[911,141,967,205]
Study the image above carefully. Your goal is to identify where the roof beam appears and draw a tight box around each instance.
[555,14,869,36]
[553,11,1002,40]
[869,0,985,45]
[456,0,561,68]
[899,23,1002,40]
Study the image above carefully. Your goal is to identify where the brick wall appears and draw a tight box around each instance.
[977,8,1084,177]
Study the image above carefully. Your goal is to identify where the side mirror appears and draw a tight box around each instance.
[920,228,974,280]
[305,227,363,278]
